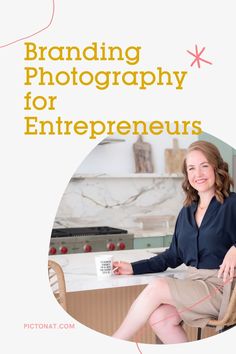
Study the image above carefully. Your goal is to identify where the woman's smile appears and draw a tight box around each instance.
[195,178,208,184]
[186,150,216,195]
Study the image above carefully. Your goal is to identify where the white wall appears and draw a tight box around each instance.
[76,132,197,175]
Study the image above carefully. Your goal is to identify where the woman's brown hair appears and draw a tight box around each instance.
[182,140,234,206]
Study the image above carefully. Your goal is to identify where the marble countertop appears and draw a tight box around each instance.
[130,228,174,238]
[49,248,187,292]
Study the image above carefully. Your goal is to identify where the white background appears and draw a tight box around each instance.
[1,0,236,353]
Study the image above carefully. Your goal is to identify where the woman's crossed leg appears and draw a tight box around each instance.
[112,278,188,344]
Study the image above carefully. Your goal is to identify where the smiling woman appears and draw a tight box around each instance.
[182,141,233,205]
[112,140,236,344]
[185,150,216,226]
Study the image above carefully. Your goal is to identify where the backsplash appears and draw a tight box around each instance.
[54,174,185,236]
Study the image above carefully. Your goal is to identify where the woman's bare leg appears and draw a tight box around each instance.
[149,304,188,344]
[112,278,179,341]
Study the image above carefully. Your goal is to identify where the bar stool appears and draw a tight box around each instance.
[48,260,67,311]
[197,284,236,340]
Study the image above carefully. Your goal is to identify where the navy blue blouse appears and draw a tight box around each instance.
[131,192,236,275]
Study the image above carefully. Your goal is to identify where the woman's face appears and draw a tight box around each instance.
[186,150,216,195]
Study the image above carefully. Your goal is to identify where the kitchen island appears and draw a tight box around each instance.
[49,248,185,292]
[49,249,213,343]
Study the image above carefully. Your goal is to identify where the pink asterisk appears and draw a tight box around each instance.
[187,45,213,68]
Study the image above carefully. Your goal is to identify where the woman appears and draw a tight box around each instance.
[112,140,236,344]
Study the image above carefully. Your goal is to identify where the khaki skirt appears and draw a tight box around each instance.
[165,267,235,328]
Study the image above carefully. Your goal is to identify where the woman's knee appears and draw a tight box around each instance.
[147,278,171,301]
[149,304,181,329]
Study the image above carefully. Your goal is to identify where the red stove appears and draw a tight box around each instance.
[49,226,134,255]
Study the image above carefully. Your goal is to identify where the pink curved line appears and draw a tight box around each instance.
[135,275,235,352]
[150,278,234,328]
[135,342,142,354]
[0,0,55,49]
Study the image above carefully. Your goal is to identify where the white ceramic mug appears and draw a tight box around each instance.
[95,254,113,278]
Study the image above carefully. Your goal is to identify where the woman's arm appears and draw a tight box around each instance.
[112,239,183,275]
[218,194,236,282]
[113,212,184,276]
[130,211,184,275]
[112,210,186,276]
[112,261,133,275]
[218,245,236,282]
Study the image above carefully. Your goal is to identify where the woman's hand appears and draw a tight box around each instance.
[218,246,236,283]
[113,261,133,275]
